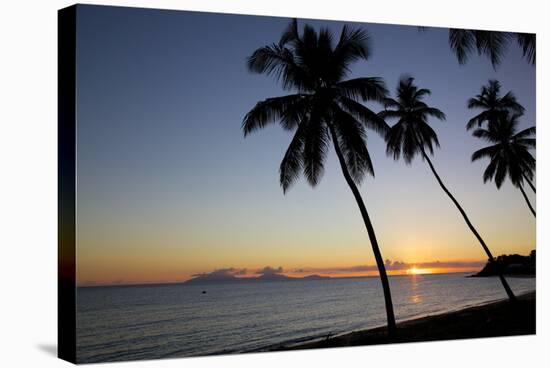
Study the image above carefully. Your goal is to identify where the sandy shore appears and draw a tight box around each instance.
[271,291,535,351]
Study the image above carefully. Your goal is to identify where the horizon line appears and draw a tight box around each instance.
[77,270,480,288]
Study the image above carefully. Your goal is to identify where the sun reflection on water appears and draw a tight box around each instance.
[409,271,422,303]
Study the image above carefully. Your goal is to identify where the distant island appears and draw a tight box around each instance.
[183,273,330,285]
[472,250,535,277]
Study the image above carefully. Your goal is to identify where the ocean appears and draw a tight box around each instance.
[76,273,535,363]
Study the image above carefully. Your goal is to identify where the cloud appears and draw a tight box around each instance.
[186,266,289,283]
[413,260,486,269]
[190,266,284,280]
[385,260,408,270]
[191,267,247,278]
[256,266,284,275]
[289,260,485,274]
[189,259,486,282]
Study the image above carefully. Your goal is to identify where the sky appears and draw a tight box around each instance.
[75,5,536,286]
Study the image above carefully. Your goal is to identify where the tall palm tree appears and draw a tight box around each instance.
[242,20,397,336]
[381,76,517,301]
[466,80,524,130]
[448,29,536,68]
[472,112,536,216]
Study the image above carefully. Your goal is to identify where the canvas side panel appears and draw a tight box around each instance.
[58,5,77,364]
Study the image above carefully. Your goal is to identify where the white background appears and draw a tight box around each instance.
[0,0,547,367]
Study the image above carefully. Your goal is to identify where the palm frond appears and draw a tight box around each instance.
[280,121,307,193]
[516,138,536,149]
[449,29,475,64]
[494,159,508,188]
[332,106,374,182]
[242,94,308,136]
[413,88,431,100]
[472,128,494,142]
[466,111,489,130]
[516,33,536,65]
[279,18,299,46]
[378,109,403,120]
[302,112,329,187]
[333,25,371,63]
[335,77,387,103]
[513,126,535,140]
[247,44,312,91]
[338,97,389,137]
[500,91,525,113]
[418,106,446,121]
[483,158,498,183]
[475,30,512,68]
[385,121,421,164]
[416,121,440,154]
[471,144,498,161]
[467,97,488,109]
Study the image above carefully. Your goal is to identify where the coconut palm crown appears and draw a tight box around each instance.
[472,113,535,188]
[380,76,446,163]
[472,112,536,216]
[243,19,389,192]
[466,80,525,130]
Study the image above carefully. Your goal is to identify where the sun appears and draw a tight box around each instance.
[407,266,427,275]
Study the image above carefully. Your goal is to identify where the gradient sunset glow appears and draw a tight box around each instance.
[75,7,535,287]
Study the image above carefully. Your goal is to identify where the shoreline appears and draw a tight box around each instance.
[268,291,535,352]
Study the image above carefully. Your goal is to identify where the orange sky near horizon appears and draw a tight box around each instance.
[74,251,507,286]
[75,153,535,287]
[77,266,484,287]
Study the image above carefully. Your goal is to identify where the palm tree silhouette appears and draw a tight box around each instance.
[472,112,536,216]
[448,29,535,68]
[381,76,517,301]
[466,80,524,130]
[242,20,398,336]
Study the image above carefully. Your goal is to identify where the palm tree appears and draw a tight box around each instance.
[381,76,517,301]
[242,20,397,336]
[472,112,536,216]
[466,80,524,130]
[448,29,536,68]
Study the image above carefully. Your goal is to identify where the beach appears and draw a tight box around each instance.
[273,291,535,351]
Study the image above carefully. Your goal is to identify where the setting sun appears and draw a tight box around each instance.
[407,267,429,275]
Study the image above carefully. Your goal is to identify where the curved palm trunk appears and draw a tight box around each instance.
[328,125,397,337]
[522,173,536,193]
[518,183,536,217]
[414,138,517,302]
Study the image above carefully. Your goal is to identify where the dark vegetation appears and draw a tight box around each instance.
[474,250,536,277]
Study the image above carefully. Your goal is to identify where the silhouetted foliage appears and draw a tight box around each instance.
[471,112,536,216]
[380,76,445,163]
[243,19,397,336]
[466,80,524,130]
[381,76,517,301]
[243,19,389,192]
[448,29,535,68]
[475,250,535,276]
[516,33,536,64]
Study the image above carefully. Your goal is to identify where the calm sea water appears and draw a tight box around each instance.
[76,273,535,363]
